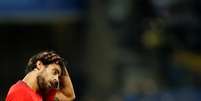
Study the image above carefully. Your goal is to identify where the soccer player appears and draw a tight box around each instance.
[6,51,75,101]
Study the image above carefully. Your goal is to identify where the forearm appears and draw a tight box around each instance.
[55,75,75,101]
[60,76,75,99]
[55,91,75,101]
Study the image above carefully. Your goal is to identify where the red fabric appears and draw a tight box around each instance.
[6,81,57,101]
[46,89,57,101]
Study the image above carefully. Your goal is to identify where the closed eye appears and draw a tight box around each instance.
[53,68,61,76]
[53,69,59,75]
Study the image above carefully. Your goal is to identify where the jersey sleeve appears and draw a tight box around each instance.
[6,91,32,101]
[46,88,57,101]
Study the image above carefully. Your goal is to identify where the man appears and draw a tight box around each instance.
[6,51,75,101]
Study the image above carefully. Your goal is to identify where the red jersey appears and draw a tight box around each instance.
[6,81,56,101]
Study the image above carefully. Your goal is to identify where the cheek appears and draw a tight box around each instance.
[45,73,56,82]
[40,71,52,82]
[41,69,59,83]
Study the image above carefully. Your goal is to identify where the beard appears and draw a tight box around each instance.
[37,75,50,100]
[37,75,49,92]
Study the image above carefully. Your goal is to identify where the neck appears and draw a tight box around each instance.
[22,70,39,92]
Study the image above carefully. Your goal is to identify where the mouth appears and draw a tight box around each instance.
[49,81,57,89]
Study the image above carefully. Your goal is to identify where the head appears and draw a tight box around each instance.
[26,51,66,91]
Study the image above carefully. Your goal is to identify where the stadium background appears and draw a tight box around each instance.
[1,0,201,101]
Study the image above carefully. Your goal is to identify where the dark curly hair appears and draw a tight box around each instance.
[25,51,66,75]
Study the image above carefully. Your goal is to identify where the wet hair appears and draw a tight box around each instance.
[25,50,66,75]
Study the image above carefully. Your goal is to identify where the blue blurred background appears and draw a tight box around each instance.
[1,0,201,101]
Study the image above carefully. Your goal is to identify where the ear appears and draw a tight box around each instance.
[36,61,45,71]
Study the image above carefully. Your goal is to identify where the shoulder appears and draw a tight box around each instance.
[6,88,32,101]
[6,81,32,101]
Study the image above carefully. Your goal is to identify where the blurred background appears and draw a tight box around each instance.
[1,0,201,101]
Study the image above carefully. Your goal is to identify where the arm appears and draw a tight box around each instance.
[54,67,75,101]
